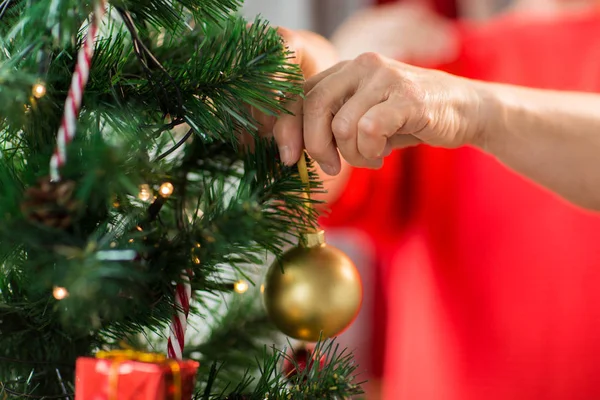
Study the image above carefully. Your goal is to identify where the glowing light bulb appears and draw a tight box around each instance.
[192,256,201,265]
[138,184,152,201]
[53,286,69,300]
[234,280,249,294]
[32,82,47,98]
[260,284,265,294]
[159,182,174,198]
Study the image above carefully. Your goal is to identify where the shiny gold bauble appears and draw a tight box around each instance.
[262,230,363,342]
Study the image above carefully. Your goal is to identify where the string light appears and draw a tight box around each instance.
[53,286,69,300]
[260,284,265,294]
[159,182,174,198]
[234,280,249,294]
[32,81,47,99]
[138,184,152,201]
[192,256,200,265]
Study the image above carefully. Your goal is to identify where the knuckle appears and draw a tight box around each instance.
[358,116,381,137]
[331,115,354,140]
[355,52,386,67]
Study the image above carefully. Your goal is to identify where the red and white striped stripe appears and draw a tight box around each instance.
[50,0,106,181]
[167,272,192,359]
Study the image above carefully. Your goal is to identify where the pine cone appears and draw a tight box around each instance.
[21,177,78,229]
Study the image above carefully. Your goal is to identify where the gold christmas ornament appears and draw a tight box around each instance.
[263,229,362,342]
[262,154,362,342]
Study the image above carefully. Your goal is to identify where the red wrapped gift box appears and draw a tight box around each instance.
[75,350,199,400]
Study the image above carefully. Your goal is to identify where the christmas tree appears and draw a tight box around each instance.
[0,0,364,398]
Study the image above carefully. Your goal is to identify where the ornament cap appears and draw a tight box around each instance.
[300,230,325,248]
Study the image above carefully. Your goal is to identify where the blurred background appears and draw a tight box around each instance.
[241,0,511,36]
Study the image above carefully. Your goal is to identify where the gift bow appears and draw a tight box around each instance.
[96,350,182,400]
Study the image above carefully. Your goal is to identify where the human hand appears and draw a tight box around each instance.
[272,52,484,175]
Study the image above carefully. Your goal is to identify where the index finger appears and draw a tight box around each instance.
[273,62,348,166]
[302,63,358,174]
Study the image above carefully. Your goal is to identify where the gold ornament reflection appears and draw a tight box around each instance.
[262,230,362,342]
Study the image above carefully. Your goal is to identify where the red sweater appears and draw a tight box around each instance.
[322,9,600,400]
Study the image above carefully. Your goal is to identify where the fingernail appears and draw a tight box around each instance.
[320,163,338,176]
[279,146,292,165]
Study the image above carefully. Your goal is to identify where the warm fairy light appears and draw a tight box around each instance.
[159,182,174,198]
[234,280,249,294]
[128,239,134,243]
[192,256,201,265]
[260,284,265,294]
[136,226,143,232]
[138,184,152,201]
[53,286,69,300]
[32,82,47,98]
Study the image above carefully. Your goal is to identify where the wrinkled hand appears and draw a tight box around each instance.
[272,52,484,175]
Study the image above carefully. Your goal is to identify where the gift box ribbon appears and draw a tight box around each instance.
[96,350,182,400]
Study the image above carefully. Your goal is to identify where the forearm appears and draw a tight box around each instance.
[475,82,600,210]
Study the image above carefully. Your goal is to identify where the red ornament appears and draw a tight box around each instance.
[282,345,326,381]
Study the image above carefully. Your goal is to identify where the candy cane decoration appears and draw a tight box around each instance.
[167,271,192,359]
[49,0,106,181]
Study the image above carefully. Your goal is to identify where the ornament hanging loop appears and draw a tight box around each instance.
[296,152,320,234]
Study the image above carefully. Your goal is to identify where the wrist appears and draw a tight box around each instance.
[468,80,507,153]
